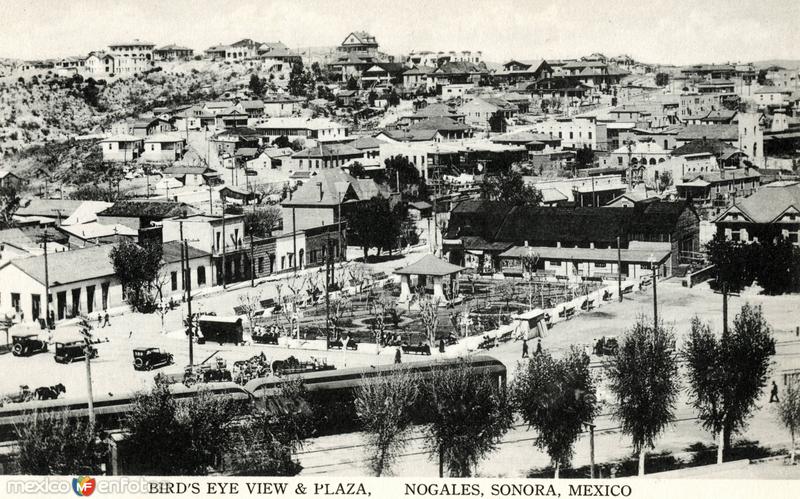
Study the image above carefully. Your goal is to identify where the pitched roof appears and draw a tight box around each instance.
[0,228,36,248]
[408,116,471,132]
[282,169,387,207]
[378,129,440,142]
[15,199,86,218]
[347,135,386,150]
[403,65,436,76]
[411,103,464,119]
[721,182,800,223]
[59,222,138,240]
[679,168,760,186]
[672,138,740,157]
[98,200,199,219]
[7,245,116,286]
[163,165,215,176]
[394,254,464,276]
[161,241,210,263]
[676,124,738,142]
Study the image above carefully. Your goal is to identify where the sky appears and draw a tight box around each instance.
[0,0,799,65]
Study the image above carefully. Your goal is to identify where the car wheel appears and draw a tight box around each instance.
[12,344,23,356]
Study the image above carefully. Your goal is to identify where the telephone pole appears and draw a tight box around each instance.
[184,239,194,366]
[221,198,227,288]
[617,236,622,303]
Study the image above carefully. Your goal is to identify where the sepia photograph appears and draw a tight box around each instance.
[0,0,799,495]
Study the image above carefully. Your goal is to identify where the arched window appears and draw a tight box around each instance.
[649,158,657,165]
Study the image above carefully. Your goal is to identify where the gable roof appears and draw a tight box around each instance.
[408,116,471,132]
[377,129,440,142]
[163,165,215,176]
[282,169,387,207]
[347,135,386,150]
[162,241,210,263]
[720,182,800,223]
[291,143,362,159]
[672,138,740,157]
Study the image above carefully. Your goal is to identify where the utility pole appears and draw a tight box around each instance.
[79,319,95,429]
[617,236,622,302]
[250,230,255,288]
[587,423,596,479]
[292,207,297,275]
[337,191,343,264]
[221,198,227,288]
[41,228,52,328]
[650,256,658,330]
[179,221,186,301]
[184,239,194,366]
[325,235,332,350]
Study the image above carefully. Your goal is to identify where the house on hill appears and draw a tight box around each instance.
[97,200,200,230]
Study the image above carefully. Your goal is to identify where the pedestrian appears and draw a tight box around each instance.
[97,313,102,328]
[439,338,445,354]
[128,330,133,339]
[522,339,529,358]
[536,338,542,355]
[770,381,780,403]
[103,312,110,328]
[394,348,402,364]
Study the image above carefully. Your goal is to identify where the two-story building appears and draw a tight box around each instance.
[715,181,800,245]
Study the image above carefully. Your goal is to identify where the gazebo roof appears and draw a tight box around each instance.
[394,254,464,277]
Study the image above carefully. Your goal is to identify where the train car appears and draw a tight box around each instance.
[0,382,253,442]
[245,355,507,435]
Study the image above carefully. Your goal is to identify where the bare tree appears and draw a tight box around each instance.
[348,263,369,294]
[370,294,391,350]
[238,291,263,338]
[355,368,419,476]
[777,380,800,464]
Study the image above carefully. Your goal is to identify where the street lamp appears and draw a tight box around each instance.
[648,253,658,331]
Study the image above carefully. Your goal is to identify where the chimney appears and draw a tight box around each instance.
[317,181,324,201]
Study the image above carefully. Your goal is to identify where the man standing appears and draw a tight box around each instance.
[103,312,110,328]
[536,338,542,355]
[394,348,402,364]
[770,381,780,403]
[522,339,529,358]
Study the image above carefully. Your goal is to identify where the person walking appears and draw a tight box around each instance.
[103,312,110,328]
[522,339,529,358]
[770,381,780,403]
[394,348,402,364]
[536,338,542,355]
[439,338,446,354]
[96,313,102,328]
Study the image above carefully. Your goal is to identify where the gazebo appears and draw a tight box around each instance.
[395,254,464,302]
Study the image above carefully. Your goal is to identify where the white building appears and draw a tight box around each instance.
[532,117,598,149]
[255,117,349,143]
[106,39,155,75]
[99,135,144,162]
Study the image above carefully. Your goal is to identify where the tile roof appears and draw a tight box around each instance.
[408,116,471,132]
[98,200,199,219]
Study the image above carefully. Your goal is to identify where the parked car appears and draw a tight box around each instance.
[182,362,233,386]
[11,334,48,357]
[401,342,431,355]
[54,341,98,364]
[271,356,335,376]
[133,347,174,371]
[593,336,619,356]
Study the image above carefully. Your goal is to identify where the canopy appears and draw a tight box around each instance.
[394,254,465,277]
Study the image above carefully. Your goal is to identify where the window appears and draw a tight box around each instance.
[258,257,264,273]
[731,231,741,242]
[197,266,206,285]
[617,156,623,165]
[171,271,178,291]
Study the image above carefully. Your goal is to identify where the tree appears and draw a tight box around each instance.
[488,111,506,133]
[355,368,419,476]
[347,76,359,91]
[370,294,390,348]
[684,310,775,463]
[15,411,105,475]
[244,206,281,238]
[288,62,311,97]
[756,236,798,294]
[607,318,680,475]
[384,155,420,194]
[655,73,670,86]
[109,239,164,312]
[347,197,402,261]
[273,135,292,149]
[348,161,367,179]
[423,357,513,476]
[512,347,597,477]
[575,146,595,169]
[121,377,241,475]
[480,170,542,205]
[777,380,800,464]
[248,74,266,96]
[0,185,20,229]
[705,232,755,293]
[657,171,673,193]
[238,291,262,338]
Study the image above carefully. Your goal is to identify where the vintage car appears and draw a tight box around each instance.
[183,361,233,386]
[329,338,358,350]
[11,334,48,357]
[252,327,280,345]
[271,356,335,376]
[54,341,98,364]
[133,348,174,371]
[401,342,432,355]
[593,336,619,356]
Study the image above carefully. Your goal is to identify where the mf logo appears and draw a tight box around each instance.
[72,476,96,497]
